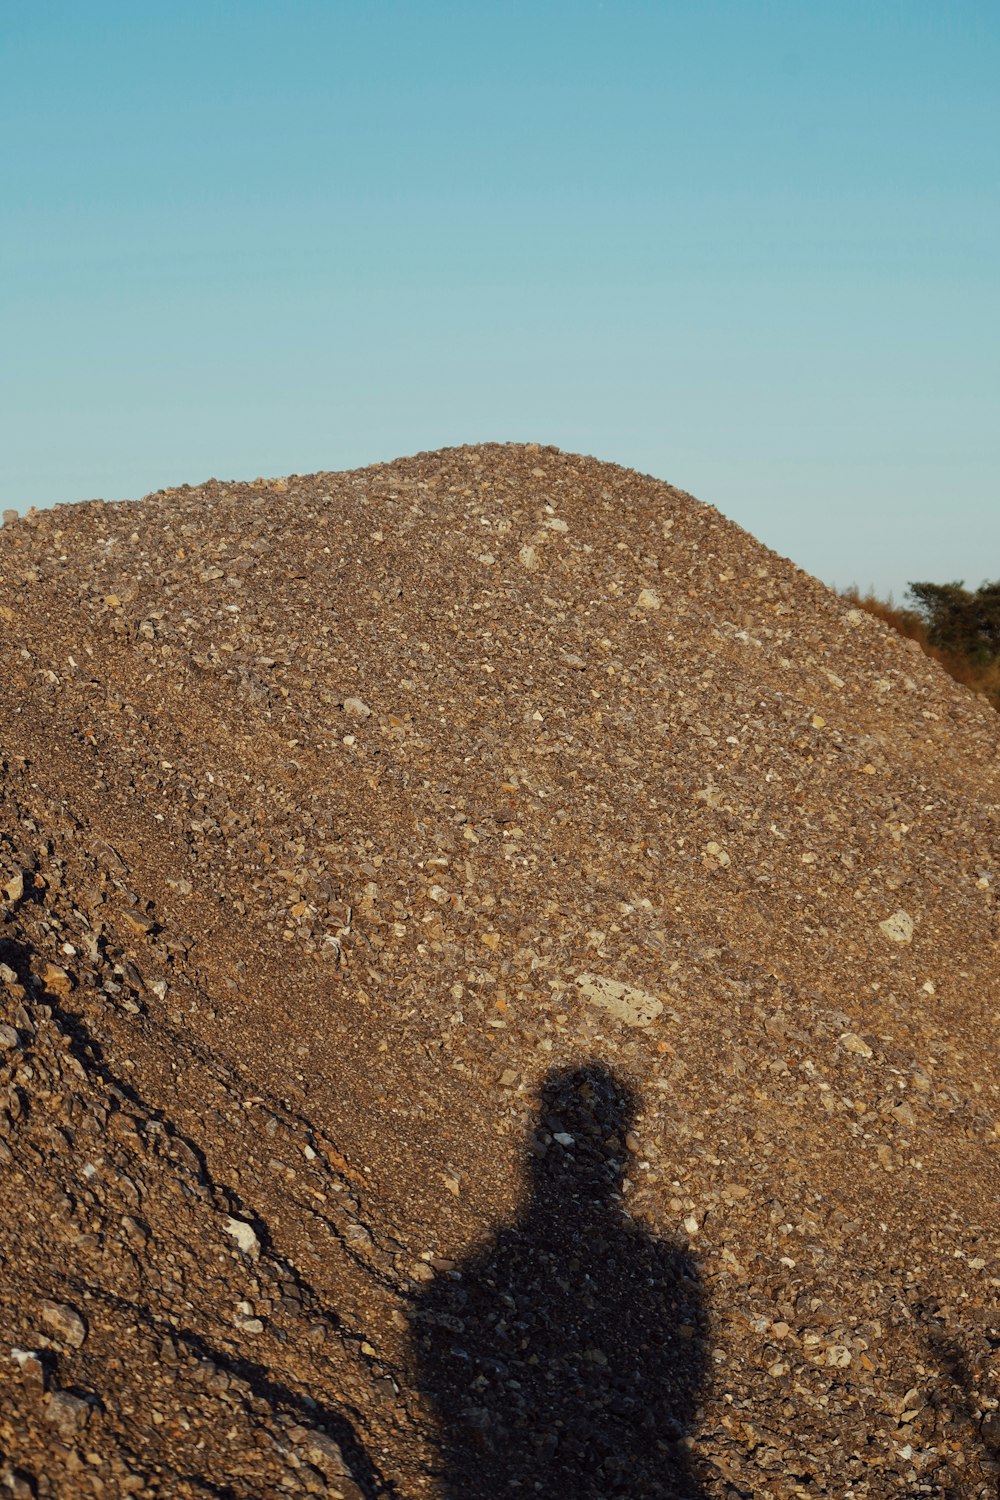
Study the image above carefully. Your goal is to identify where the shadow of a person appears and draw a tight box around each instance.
[412,1063,708,1499]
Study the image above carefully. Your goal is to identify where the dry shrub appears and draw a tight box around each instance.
[842,588,1000,713]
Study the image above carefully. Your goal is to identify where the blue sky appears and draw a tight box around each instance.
[3,1,997,601]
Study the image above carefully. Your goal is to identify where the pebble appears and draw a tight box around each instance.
[45,1390,91,1435]
[222,1217,260,1258]
[41,962,73,997]
[40,1301,87,1348]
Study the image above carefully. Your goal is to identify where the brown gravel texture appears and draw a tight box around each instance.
[0,442,998,1500]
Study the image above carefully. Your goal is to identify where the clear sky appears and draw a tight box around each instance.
[3,1,998,602]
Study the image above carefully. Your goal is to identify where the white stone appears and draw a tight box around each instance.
[223,1217,260,1257]
[879,910,914,944]
[575,973,663,1028]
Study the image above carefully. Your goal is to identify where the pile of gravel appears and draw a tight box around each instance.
[1,443,997,1498]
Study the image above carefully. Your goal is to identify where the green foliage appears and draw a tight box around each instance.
[906,580,1000,667]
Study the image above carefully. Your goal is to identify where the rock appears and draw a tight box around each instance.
[121,1215,149,1246]
[45,1390,91,1434]
[703,841,731,869]
[342,697,371,718]
[879,910,914,944]
[575,973,663,1027]
[222,1217,261,1258]
[344,1220,372,1251]
[121,911,156,937]
[637,588,661,610]
[330,1481,365,1500]
[3,1469,36,1500]
[839,1032,873,1058]
[10,1347,45,1384]
[40,962,73,997]
[0,1024,20,1050]
[41,1301,87,1348]
[301,1429,350,1475]
[3,871,24,903]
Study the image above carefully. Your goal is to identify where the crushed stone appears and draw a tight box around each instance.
[1,442,998,1497]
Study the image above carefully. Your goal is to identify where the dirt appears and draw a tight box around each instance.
[0,442,998,1498]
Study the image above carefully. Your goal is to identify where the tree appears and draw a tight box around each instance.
[906,580,1000,667]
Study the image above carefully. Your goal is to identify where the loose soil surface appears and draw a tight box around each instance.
[1,443,998,1498]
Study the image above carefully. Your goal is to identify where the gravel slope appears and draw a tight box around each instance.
[1,442,998,1498]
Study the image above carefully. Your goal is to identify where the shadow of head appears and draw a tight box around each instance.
[529,1060,638,1197]
[412,1061,708,1499]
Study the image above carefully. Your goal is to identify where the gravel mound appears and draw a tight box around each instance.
[1,442,998,1498]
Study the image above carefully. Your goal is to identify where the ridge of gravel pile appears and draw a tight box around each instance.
[0,441,998,1499]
